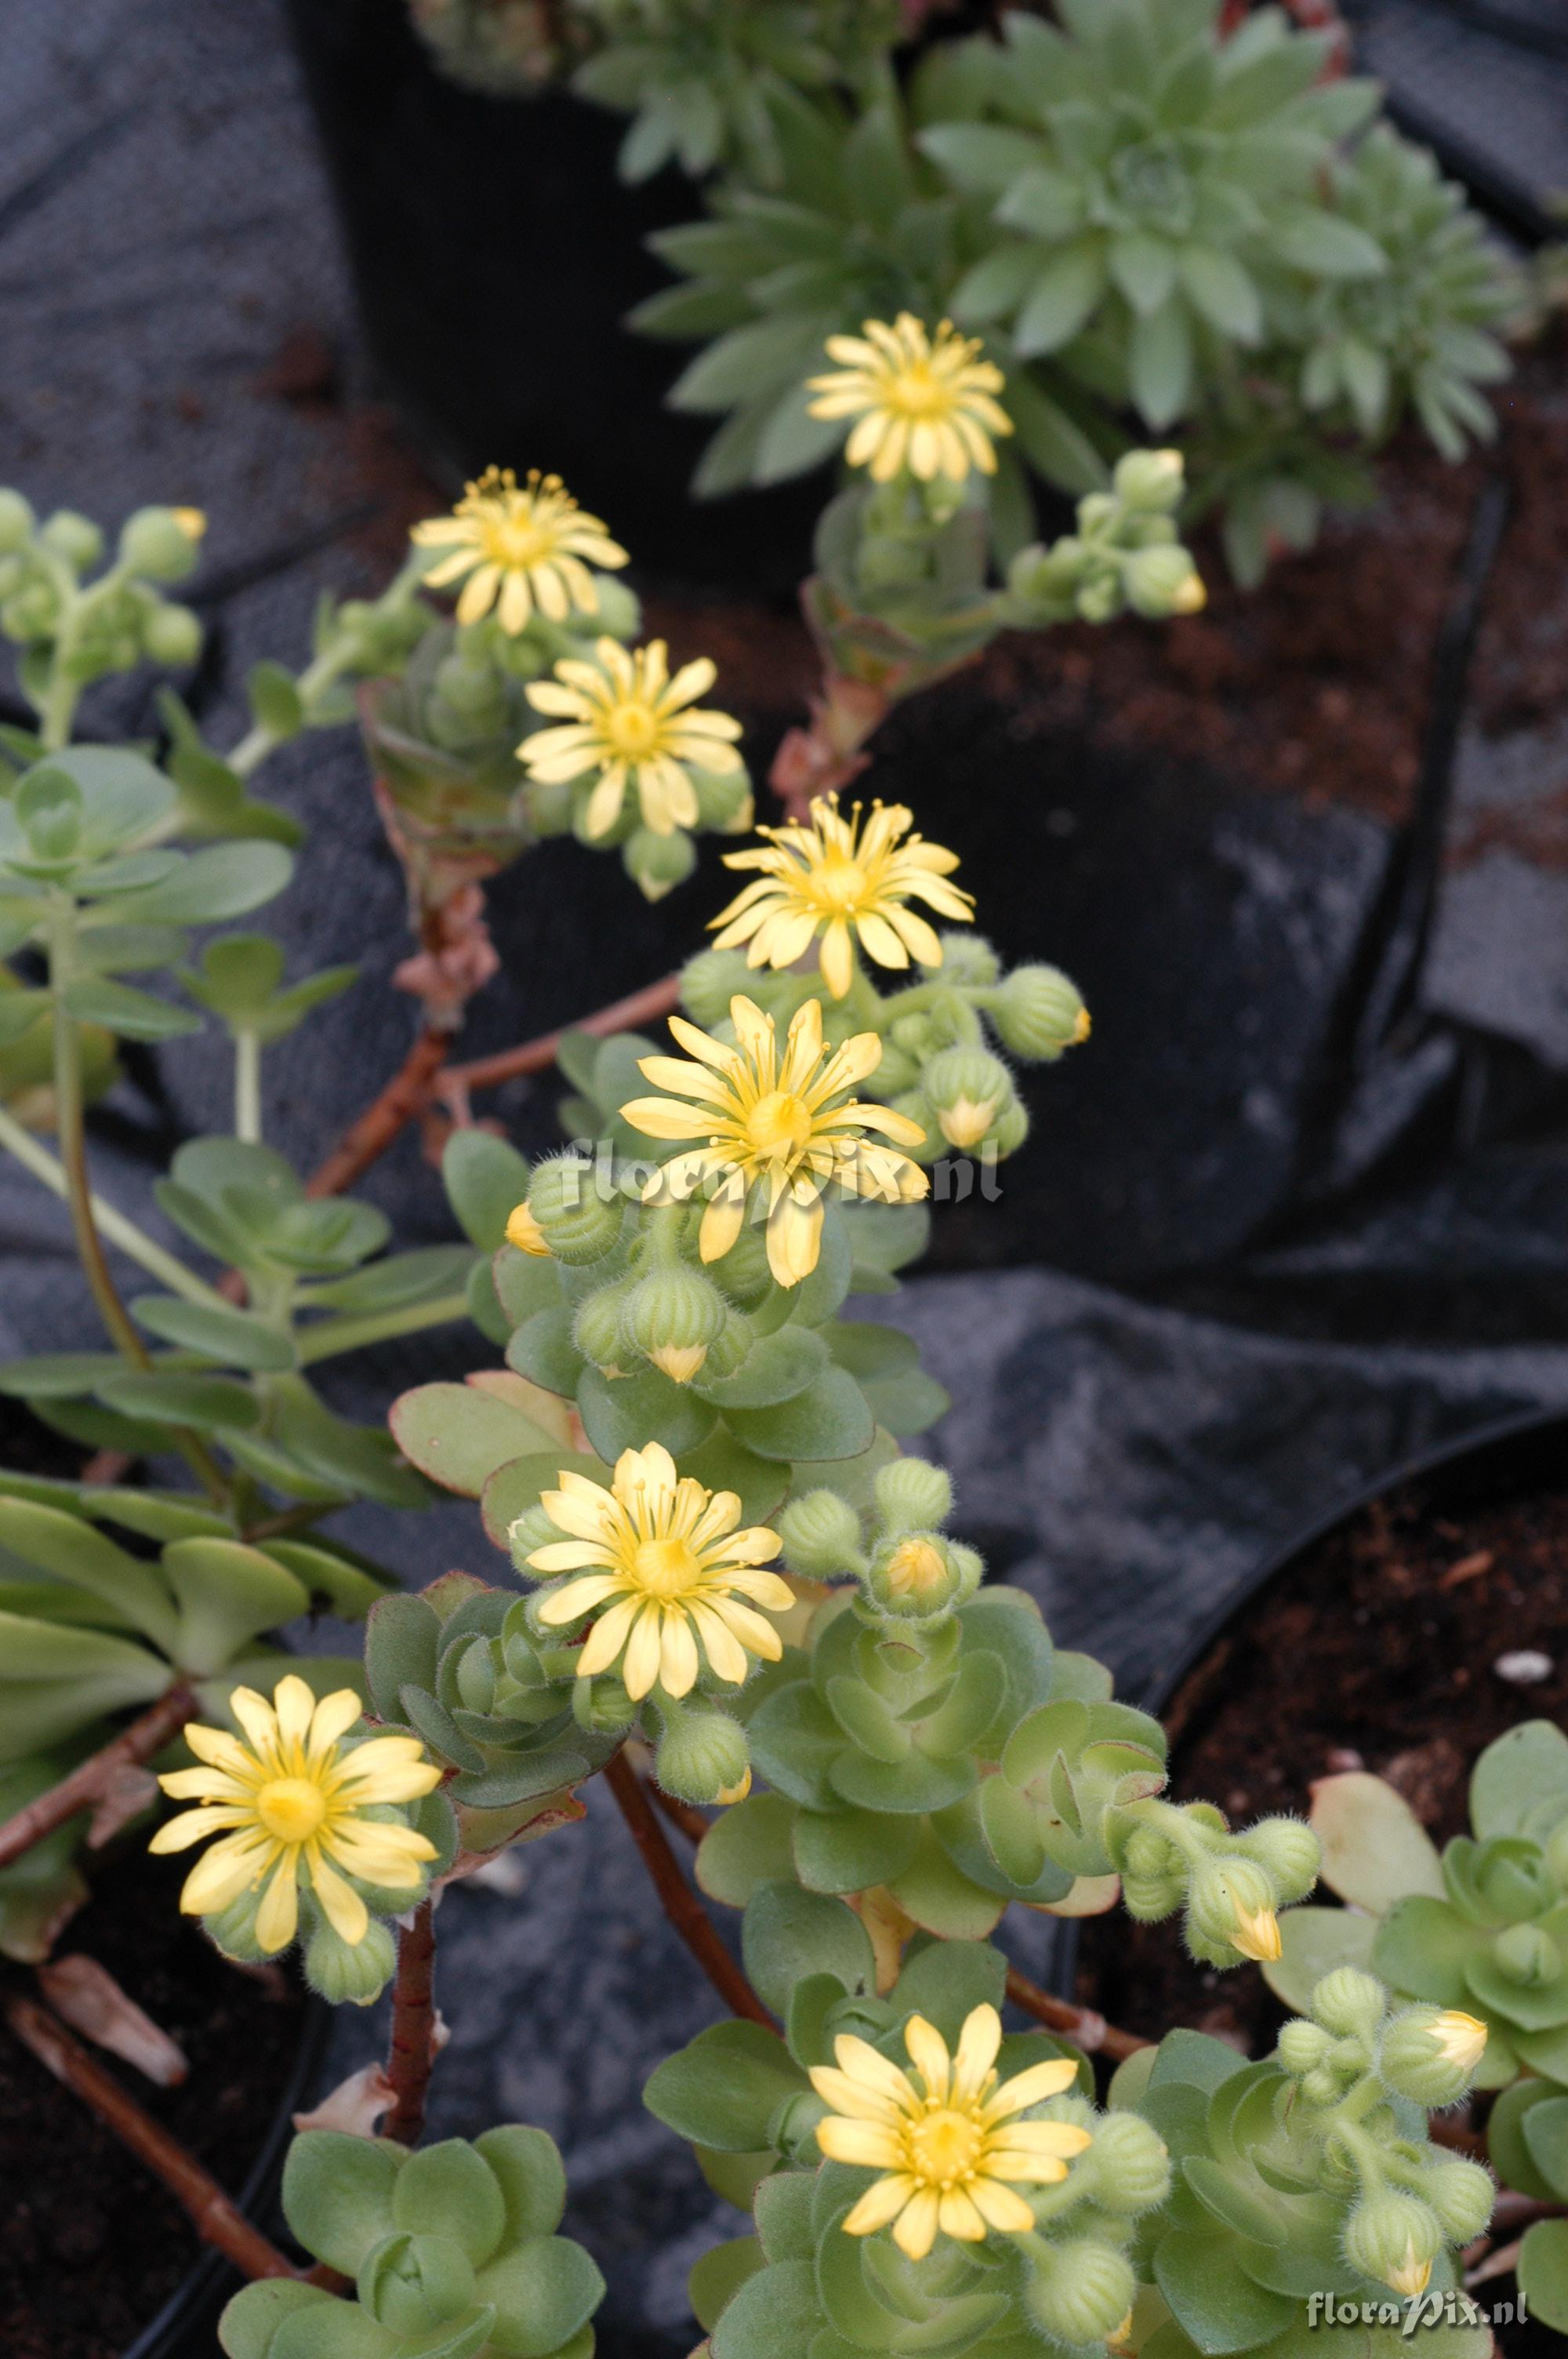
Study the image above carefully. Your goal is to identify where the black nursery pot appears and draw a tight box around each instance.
[282,0,826,591]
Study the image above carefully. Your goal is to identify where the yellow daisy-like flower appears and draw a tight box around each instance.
[808,314,1013,485]
[710,794,975,999]
[1230,1899,1283,1964]
[148,1674,441,1955]
[1431,2010,1488,2074]
[520,637,744,839]
[526,1441,793,1701]
[620,994,928,1289]
[811,2003,1091,2261]
[411,465,627,634]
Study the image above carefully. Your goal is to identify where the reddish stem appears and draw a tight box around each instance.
[441,973,684,1099]
[383,1900,438,2148]
[3,1992,296,2281]
[306,1027,449,1200]
[1004,1967,1150,2064]
[0,1681,196,1871]
[604,1752,773,2026]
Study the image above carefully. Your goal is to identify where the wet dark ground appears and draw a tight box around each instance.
[4,6,1568,2354]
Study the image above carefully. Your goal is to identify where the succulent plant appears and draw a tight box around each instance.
[219,2126,604,2359]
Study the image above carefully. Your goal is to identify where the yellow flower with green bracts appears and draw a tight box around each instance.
[149,1675,441,1954]
[620,994,927,1288]
[710,794,974,999]
[520,637,744,838]
[526,1441,793,1699]
[811,2003,1091,2259]
[808,314,1012,485]
[411,465,627,632]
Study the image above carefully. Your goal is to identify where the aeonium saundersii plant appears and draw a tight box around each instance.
[0,449,1520,2359]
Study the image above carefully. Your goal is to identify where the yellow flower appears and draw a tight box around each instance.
[411,466,627,633]
[526,1441,793,1701]
[620,994,928,1289]
[521,637,743,839]
[810,2003,1091,2260]
[506,1199,552,1256]
[808,314,1012,485]
[149,1675,441,1955]
[1231,1900,1283,1964]
[710,794,974,999]
[1432,2010,1488,2074]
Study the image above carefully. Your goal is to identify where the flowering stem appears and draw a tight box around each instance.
[1003,1968,1149,2064]
[383,1899,439,2148]
[440,972,683,1099]
[604,1751,773,2026]
[305,1027,449,1199]
[2,1990,296,2281]
[0,1681,197,1870]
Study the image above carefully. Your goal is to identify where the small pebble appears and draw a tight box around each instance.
[1325,1747,1365,1773]
[1494,1649,1553,1686]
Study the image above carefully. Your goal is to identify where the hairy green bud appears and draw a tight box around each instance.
[935,931,1000,989]
[623,1263,727,1383]
[1277,2019,1334,2077]
[39,509,104,572]
[625,823,696,903]
[779,1488,863,1579]
[1083,2110,1171,2212]
[699,1307,755,1382]
[1342,2190,1442,2297]
[1188,1854,1282,1965]
[1312,1967,1388,2041]
[572,1278,635,1374]
[1236,1815,1319,1903]
[1123,543,1207,620]
[991,965,1090,1061]
[680,947,753,1030]
[141,602,203,667]
[873,1457,953,1534]
[507,1503,560,1572]
[921,1045,1014,1152]
[118,505,204,583]
[0,489,34,554]
[1379,2005,1489,2106]
[528,1155,622,1263]
[692,767,753,833]
[1421,2155,1494,2243]
[304,1914,397,2007]
[1113,448,1187,513]
[866,1531,964,1620]
[1023,2237,1135,2346]
[654,1703,752,1805]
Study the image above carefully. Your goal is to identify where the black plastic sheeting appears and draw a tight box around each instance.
[4,8,1568,2355]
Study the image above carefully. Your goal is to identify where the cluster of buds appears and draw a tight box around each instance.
[0,491,207,690]
[1276,1968,1494,2298]
[1108,1795,1319,1966]
[782,1456,982,1627]
[1003,449,1207,627]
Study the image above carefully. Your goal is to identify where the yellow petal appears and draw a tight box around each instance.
[255,1856,300,1954]
[891,2186,939,2260]
[309,1853,370,1946]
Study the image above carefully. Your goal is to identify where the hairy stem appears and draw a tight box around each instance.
[383,1900,439,2148]
[0,1681,197,1870]
[3,1991,296,2280]
[604,1752,772,2026]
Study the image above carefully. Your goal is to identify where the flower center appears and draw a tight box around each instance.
[492,518,553,567]
[812,851,868,911]
[255,1776,328,1843]
[745,1089,813,1160]
[631,1535,702,1598]
[908,2105,983,2187]
[603,699,662,758]
[887,364,950,420]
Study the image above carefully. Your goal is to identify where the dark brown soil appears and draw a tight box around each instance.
[1075,1467,1568,2356]
[0,1848,309,2359]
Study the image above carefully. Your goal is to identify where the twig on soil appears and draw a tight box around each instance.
[2,1991,296,2281]
[1004,1968,1151,2063]
[0,1681,196,1871]
[383,1899,440,2148]
[604,1752,773,2026]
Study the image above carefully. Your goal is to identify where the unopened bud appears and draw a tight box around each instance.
[1421,2155,1494,2243]
[923,1045,1013,1150]
[868,1531,961,1618]
[508,1504,560,1572]
[1082,2111,1171,2212]
[572,1280,634,1376]
[779,1489,863,1579]
[1189,1856,1282,1962]
[680,948,753,1030]
[873,1457,953,1534]
[1379,2006,1488,2106]
[1113,448,1186,513]
[1023,2238,1134,2346]
[0,489,34,553]
[624,1264,727,1383]
[528,1156,622,1263]
[1312,1967,1387,2040]
[506,1197,550,1256]
[1343,2192,1440,2299]
[572,1672,636,1734]
[1236,1816,1319,1903]
[991,965,1090,1061]
[40,510,103,572]
[303,1914,396,2007]
[1278,2019,1333,2077]
[936,932,1000,988]
[1123,544,1206,620]
[142,603,203,667]
[624,823,696,903]
[654,1704,752,1806]
[692,767,753,832]
[119,505,205,582]
[698,1308,756,1382]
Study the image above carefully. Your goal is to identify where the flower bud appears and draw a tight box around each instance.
[528,1155,622,1263]
[991,1100,1030,1157]
[141,602,203,667]
[947,1542,984,1603]
[572,1671,636,1734]
[992,965,1090,1061]
[922,1045,1014,1151]
[705,1214,771,1302]
[1120,1869,1186,1921]
[1379,2006,1488,2106]
[1123,544,1206,619]
[118,505,205,582]
[937,932,1000,989]
[624,1264,727,1383]
[1312,1968,1387,2041]
[889,1090,938,1159]
[779,1489,863,1579]
[1189,1856,1282,1963]
[1492,1921,1561,1986]
[508,1504,560,1572]
[40,509,103,572]
[506,1195,550,1256]
[654,1704,753,1805]
[624,823,696,903]
[1237,1816,1319,1903]
[1113,449,1186,513]
[0,489,34,553]
[697,1307,755,1382]
[1278,2019,1333,2077]
[680,948,753,1030]
[867,1531,963,1619]
[1343,2191,1441,2298]
[873,1456,953,1535]
[304,1914,396,2006]
[1083,2111,1171,2213]
[359,2230,477,2334]
[572,1280,635,1376]
[1024,2239,1135,2346]
[201,1888,271,1965]
[692,767,753,833]
[1421,2155,1494,2243]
